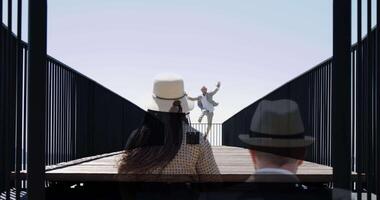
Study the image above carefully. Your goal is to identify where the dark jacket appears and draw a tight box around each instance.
[199,182,332,200]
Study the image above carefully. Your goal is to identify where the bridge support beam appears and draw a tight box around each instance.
[332,0,352,190]
[27,0,47,199]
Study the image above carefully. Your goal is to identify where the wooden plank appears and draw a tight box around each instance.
[14,146,357,183]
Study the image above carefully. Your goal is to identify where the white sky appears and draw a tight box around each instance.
[2,0,376,122]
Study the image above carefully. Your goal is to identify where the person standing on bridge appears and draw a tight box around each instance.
[187,81,221,139]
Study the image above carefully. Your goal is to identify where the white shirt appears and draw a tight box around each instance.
[201,95,214,112]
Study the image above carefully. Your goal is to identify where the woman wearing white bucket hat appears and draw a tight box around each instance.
[147,73,195,113]
[118,73,219,180]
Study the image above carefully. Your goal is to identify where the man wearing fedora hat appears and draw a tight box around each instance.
[235,99,332,199]
[238,99,314,168]
[188,82,221,139]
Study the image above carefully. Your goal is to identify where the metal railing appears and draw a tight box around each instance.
[1,0,379,199]
[44,56,146,165]
[1,23,146,199]
[1,21,26,199]
[223,27,379,198]
[191,123,223,146]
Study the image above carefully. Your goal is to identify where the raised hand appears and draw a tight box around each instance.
[216,81,221,88]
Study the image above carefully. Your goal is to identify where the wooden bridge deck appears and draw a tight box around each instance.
[19,146,342,183]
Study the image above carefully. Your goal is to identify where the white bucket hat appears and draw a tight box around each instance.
[239,99,314,148]
[147,73,194,113]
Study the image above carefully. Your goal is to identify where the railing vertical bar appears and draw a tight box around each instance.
[51,62,54,165]
[352,47,358,192]
[314,70,317,163]
[0,0,4,195]
[67,70,70,161]
[65,69,68,161]
[50,62,53,165]
[322,66,329,165]
[332,0,352,190]
[54,62,60,164]
[329,62,332,166]
[218,124,221,146]
[356,0,363,198]
[367,0,373,198]
[22,46,28,189]
[63,68,66,161]
[326,64,329,166]
[62,68,66,161]
[15,0,23,197]
[319,68,322,164]
[59,64,62,162]
[59,65,62,163]
[51,63,54,164]
[352,50,356,174]
[72,73,77,159]
[55,63,58,164]
[70,72,73,160]
[55,63,58,163]
[217,124,219,146]
[62,67,65,161]
[53,62,56,163]
[376,0,380,198]
[27,0,47,198]
[66,71,69,160]
[364,39,369,198]
[46,62,50,165]
[57,64,60,163]
[316,68,319,164]
[48,61,56,165]
[328,63,331,166]
[323,67,326,165]
[5,0,13,199]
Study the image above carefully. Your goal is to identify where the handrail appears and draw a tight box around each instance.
[1,23,147,196]
[222,27,379,196]
[224,26,377,123]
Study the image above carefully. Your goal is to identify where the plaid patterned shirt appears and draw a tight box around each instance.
[150,123,220,178]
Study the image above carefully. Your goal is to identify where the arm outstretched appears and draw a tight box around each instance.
[187,94,199,101]
[209,81,221,96]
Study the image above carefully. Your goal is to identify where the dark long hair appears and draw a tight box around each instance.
[118,101,188,174]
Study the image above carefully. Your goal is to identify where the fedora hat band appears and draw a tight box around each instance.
[153,94,186,101]
[249,131,305,139]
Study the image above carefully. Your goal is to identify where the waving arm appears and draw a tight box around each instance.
[209,81,221,96]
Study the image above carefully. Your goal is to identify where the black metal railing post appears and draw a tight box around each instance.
[0,0,4,196]
[332,0,352,190]
[5,0,16,199]
[356,0,363,199]
[376,0,380,198]
[27,0,47,199]
[15,0,23,199]
[366,1,374,199]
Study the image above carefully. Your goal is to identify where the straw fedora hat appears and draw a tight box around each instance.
[147,73,194,113]
[239,99,314,148]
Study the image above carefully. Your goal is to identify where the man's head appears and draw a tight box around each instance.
[201,86,207,95]
[238,99,314,174]
[249,147,306,174]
